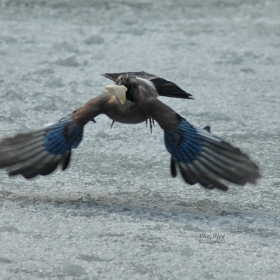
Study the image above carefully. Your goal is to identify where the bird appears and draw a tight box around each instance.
[0,71,260,191]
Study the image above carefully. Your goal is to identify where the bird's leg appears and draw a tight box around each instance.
[149,118,153,133]
[111,120,115,128]
[146,118,155,133]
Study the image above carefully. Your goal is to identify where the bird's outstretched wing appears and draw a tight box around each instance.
[0,93,111,179]
[147,98,260,191]
[101,71,193,99]
[0,114,83,179]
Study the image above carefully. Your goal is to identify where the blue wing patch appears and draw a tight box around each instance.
[164,118,260,191]
[164,119,202,163]
[45,115,84,155]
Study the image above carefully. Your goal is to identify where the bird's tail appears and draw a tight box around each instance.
[164,117,260,191]
[0,113,84,179]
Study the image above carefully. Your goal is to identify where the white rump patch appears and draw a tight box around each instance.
[137,77,156,90]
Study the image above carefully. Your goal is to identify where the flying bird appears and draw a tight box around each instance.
[0,71,260,191]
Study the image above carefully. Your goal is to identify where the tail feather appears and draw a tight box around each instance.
[0,113,84,179]
[165,118,260,191]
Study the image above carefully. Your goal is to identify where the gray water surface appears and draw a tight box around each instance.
[0,1,280,279]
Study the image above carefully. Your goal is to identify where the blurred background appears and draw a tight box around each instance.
[0,1,279,279]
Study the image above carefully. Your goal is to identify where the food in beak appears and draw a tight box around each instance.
[105,85,127,104]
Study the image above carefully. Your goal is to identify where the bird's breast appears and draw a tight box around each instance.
[105,97,149,124]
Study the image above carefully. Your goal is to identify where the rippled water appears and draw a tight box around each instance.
[0,1,280,279]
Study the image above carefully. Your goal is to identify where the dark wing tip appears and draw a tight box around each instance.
[171,157,177,177]
[148,76,193,100]
[61,150,71,171]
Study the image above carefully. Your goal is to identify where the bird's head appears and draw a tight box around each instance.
[115,74,139,102]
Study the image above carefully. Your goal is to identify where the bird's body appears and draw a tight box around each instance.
[0,71,260,191]
[74,75,181,130]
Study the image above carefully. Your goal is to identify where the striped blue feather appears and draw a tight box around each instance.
[164,118,202,163]
[164,117,260,190]
[44,114,84,155]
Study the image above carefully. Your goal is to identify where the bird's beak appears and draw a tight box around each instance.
[105,85,127,104]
